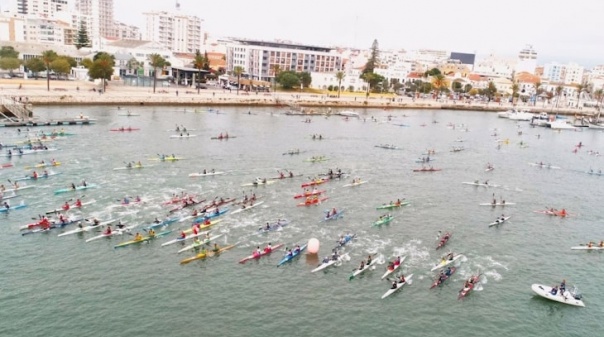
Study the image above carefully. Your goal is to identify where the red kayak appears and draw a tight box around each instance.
[161,194,198,205]
[239,243,284,264]
[293,190,325,199]
[301,178,329,188]
[1,163,13,169]
[436,232,452,250]
[297,197,328,206]
[110,127,140,132]
[413,168,442,172]
[458,274,481,299]
[533,209,569,217]
[430,267,457,289]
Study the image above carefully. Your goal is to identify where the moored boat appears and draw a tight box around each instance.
[531,284,585,307]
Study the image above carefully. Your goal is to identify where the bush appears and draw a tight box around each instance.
[327,85,334,91]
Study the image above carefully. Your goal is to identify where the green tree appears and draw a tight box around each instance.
[463,83,472,93]
[347,85,354,92]
[50,58,71,79]
[193,50,206,94]
[126,57,140,75]
[81,57,93,69]
[486,81,498,100]
[431,74,447,96]
[148,53,168,94]
[233,66,244,95]
[335,71,345,98]
[298,71,311,88]
[60,55,77,68]
[327,85,334,92]
[575,81,587,108]
[88,53,114,92]
[555,85,564,108]
[0,46,19,58]
[25,57,45,77]
[276,71,299,89]
[203,51,211,71]
[41,50,58,91]
[362,39,379,76]
[451,81,463,93]
[271,64,281,92]
[0,57,21,75]
[424,68,441,77]
[75,21,91,49]
[381,78,390,93]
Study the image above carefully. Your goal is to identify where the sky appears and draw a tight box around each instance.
[2,0,604,67]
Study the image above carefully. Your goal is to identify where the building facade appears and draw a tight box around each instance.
[113,21,141,40]
[142,11,202,53]
[75,0,114,39]
[15,0,70,17]
[226,39,342,82]
[515,45,537,74]
[543,62,565,83]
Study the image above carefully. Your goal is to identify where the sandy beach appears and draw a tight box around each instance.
[0,78,596,116]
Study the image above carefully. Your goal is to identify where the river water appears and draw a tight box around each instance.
[1,106,603,337]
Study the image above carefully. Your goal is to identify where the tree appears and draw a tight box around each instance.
[327,85,334,92]
[88,53,114,92]
[463,83,472,93]
[271,64,281,91]
[576,81,587,108]
[0,46,19,59]
[298,71,311,88]
[193,50,206,94]
[81,58,93,69]
[233,66,244,95]
[451,81,463,93]
[148,53,168,94]
[555,85,564,108]
[424,68,441,77]
[391,78,403,93]
[276,71,299,89]
[0,58,21,75]
[335,71,345,98]
[60,56,77,68]
[75,21,91,49]
[486,81,498,100]
[512,83,519,100]
[25,58,45,77]
[203,51,211,71]
[431,74,447,97]
[126,57,140,75]
[381,78,390,93]
[362,39,379,76]
[347,85,354,92]
[41,50,58,91]
[468,88,479,96]
[50,58,71,79]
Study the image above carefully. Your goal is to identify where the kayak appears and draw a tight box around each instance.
[533,210,569,217]
[282,150,305,155]
[2,185,35,193]
[270,174,303,180]
[239,243,285,264]
[373,215,394,227]
[436,232,452,250]
[1,192,17,201]
[333,233,356,250]
[531,284,585,307]
[381,273,414,299]
[113,164,153,170]
[322,209,344,221]
[312,252,350,273]
[167,198,206,213]
[430,254,464,272]
[458,274,481,299]
[349,257,378,280]
[480,202,516,206]
[381,256,407,280]
[257,219,290,233]
[376,201,410,210]
[148,156,185,161]
[412,168,442,172]
[57,219,117,237]
[0,202,27,213]
[183,219,223,234]
[241,180,276,187]
[375,145,400,150]
[293,190,325,199]
[277,244,308,267]
[176,234,224,254]
[461,182,500,188]
[117,113,140,116]
[570,245,604,250]
[1,163,14,169]
[342,180,368,187]
[23,161,60,169]
[144,217,180,230]
[188,171,225,177]
[46,200,96,214]
[110,127,140,132]
[86,222,137,242]
[114,230,172,248]
[162,194,199,205]
[192,208,229,223]
[167,128,196,132]
[54,184,98,194]
[13,172,62,181]
[485,166,494,172]
[304,157,329,163]
[415,158,437,163]
[2,148,58,157]
[210,136,236,140]
[301,178,329,188]
[170,134,197,138]
[430,267,457,288]
[230,201,265,215]
[21,216,83,235]
[529,163,561,169]
[180,244,237,264]
[297,197,329,207]
[489,216,511,227]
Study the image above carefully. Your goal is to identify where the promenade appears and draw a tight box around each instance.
[0,78,597,116]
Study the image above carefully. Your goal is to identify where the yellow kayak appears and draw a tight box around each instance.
[183,219,222,234]
[24,162,61,169]
[179,244,236,265]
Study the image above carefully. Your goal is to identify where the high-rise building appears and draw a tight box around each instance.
[516,45,538,74]
[113,21,141,40]
[75,0,114,38]
[15,0,70,17]
[143,11,202,53]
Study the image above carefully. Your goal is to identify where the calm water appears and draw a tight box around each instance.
[1,106,603,337]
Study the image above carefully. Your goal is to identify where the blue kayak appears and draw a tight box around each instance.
[14,172,62,182]
[258,219,290,233]
[333,233,356,251]
[322,209,345,222]
[144,217,180,230]
[21,217,82,235]
[192,208,229,223]
[277,244,308,267]
[54,184,98,194]
[0,202,27,213]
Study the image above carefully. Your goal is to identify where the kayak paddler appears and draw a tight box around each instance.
[391,281,398,289]
[104,226,112,235]
[212,243,220,253]
[398,274,406,283]
[32,171,38,179]
[179,231,186,240]
[62,201,70,211]
[134,232,143,241]
[264,243,272,253]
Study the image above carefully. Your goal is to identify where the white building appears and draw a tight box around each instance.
[473,53,515,78]
[113,21,141,40]
[0,13,75,46]
[14,0,70,17]
[563,62,584,85]
[374,62,413,84]
[310,68,367,92]
[143,11,202,53]
[515,45,537,74]
[102,39,182,76]
[225,39,342,82]
[75,0,115,41]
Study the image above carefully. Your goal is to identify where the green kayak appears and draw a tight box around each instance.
[373,215,394,227]
[376,201,410,210]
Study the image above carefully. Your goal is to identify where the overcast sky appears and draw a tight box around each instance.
[2,0,603,66]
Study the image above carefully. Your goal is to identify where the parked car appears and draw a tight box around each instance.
[195,84,207,89]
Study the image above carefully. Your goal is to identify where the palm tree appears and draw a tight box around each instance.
[576,81,587,108]
[361,72,375,97]
[511,83,519,105]
[431,74,446,98]
[233,66,244,95]
[193,50,206,94]
[555,85,564,108]
[335,71,345,98]
[41,50,58,91]
[148,54,168,94]
[271,64,281,92]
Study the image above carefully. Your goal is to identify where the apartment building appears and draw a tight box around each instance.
[113,21,141,40]
[143,11,202,53]
[75,0,114,38]
[15,0,69,17]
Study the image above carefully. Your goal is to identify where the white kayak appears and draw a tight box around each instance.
[461,182,500,188]
[479,203,516,206]
[529,163,561,169]
[381,256,407,279]
[2,185,35,193]
[349,259,378,280]
[241,180,276,187]
[430,254,463,272]
[230,201,265,215]
[176,234,223,254]
[85,222,135,242]
[531,284,585,307]
[188,171,225,177]
[571,245,604,250]
[162,230,222,247]
[170,134,197,138]
[113,165,154,171]
[342,180,368,188]
[312,253,349,273]
[381,274,414,299]
[57,219,117,237]
[489,216,511,227]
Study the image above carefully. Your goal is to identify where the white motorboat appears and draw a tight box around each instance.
[547,120,576,130]
[531,284,585,307]
[508,110,534,121]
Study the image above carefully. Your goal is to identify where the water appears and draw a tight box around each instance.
[1,106,603,337]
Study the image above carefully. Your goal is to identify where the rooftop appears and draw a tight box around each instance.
[231,38,333,53]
